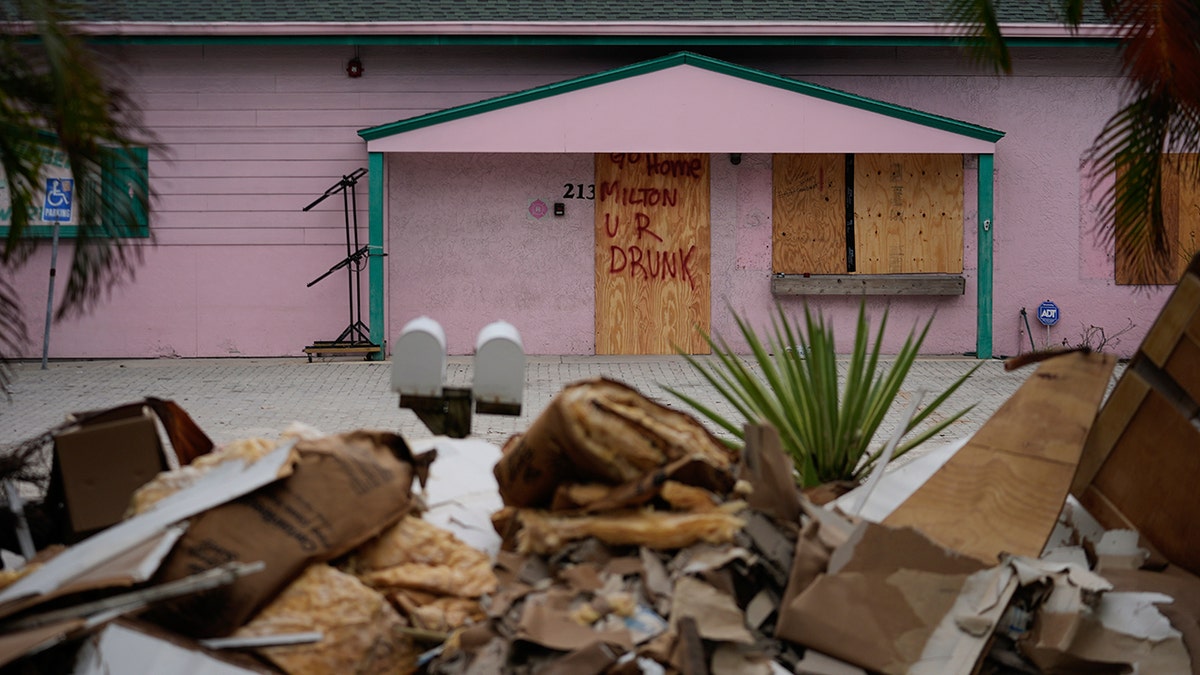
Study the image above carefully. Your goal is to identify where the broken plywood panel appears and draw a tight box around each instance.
[884,350,1115,563]
[1074,252,1200,575]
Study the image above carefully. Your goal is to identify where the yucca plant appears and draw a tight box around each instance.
[664,303,980,489]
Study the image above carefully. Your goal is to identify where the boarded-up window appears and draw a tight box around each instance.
[772,154,845,274]
[771,153,963,275]
[854,154,962,274]
[1115,154,1200,285]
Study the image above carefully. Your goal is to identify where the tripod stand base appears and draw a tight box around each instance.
[303,340,381,362]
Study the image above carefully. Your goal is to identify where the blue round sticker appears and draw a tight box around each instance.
[1037,301,1059,327]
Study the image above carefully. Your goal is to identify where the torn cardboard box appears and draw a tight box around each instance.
[776,520,1015,675]
[146,430,423,637]
[44,398,215,542]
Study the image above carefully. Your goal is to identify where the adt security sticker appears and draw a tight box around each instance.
[42,178,73,222]
[1037,300,1060,326]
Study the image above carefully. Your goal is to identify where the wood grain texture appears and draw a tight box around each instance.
[1116,154,1200,285]
[771,154,845,274]
[1080,381,1200,575]
[1141,272,1200,366]
[853,154,963,274]
[883,350,1115,563]
[594,153,710,355]
[1075,254,1200,575]
[771,274,964,296]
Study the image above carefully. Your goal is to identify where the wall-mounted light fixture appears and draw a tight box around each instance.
[729,153,742,166]
[346,53,364,78]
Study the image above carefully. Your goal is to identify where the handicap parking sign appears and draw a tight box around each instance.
[42,178,73,222]
[1037,300,1059,326]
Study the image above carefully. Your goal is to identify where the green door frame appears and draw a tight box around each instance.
[368,151,386,359]
[976,153,994,359]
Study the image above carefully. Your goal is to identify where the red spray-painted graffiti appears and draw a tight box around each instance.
[608,244,698,290]
[598,154,703,291]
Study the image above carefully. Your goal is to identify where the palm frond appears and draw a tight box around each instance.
[946,0,1012,74]
[1085,0,1200,283]
[0,0,155,386]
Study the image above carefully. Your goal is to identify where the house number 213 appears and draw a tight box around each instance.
[563,183,595,200]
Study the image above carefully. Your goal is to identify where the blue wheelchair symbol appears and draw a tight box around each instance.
[42,178,74,222]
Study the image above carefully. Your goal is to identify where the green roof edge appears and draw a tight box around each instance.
[358,51,1006,143]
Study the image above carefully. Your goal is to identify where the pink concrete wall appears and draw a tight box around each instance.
[9,46,603,358]
[6,44,1172,360]
[387,153,596,355]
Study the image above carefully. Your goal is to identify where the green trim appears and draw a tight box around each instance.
[360,51,1005,143]
[976,153,994,360]
[368,151,386,359]
[85,34,1121,49]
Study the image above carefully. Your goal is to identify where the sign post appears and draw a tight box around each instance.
[41,178,73,369]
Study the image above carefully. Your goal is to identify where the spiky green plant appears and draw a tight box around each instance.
[664,303,980,489]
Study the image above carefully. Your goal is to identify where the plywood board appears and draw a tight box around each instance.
[771,154,845,274]
[1078,377,1200,574]
[1178,155,1200,273]
[1075,252,1200,575]
[853,154,963,274]
[1116,154,1200,285]
[884,351,1115,563]
[594,153,710,355]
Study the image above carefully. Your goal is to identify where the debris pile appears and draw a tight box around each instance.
[0,257,1198,673]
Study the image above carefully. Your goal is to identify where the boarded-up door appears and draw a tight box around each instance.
[595,153,710,354]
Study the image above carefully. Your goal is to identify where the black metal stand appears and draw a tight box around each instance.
[302,168,383,361]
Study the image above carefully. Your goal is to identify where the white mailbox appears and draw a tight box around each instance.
[391,316,447,397]
[473,321,524,415]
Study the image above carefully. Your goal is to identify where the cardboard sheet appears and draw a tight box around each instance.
[0,440,298,619]
[776,521,996,675]
[515,587,634,652]
[148,431,419,637]
[739,424,802,524]
[670,576,754,645]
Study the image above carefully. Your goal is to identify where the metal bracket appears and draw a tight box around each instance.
[400,387,473,439]
[983,219,992,232]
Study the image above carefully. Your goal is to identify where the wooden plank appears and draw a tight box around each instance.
[1164,325,1200,406]
[771,273,964,296]
[1074,251,1200,575]
[1141,268,1200,365]
[884,351,1115,563]
[853,154,963,274]
[1070,369,1150,496]
[594,153,709,355]
[771,154,845,274]
[1082,382,1200,574]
